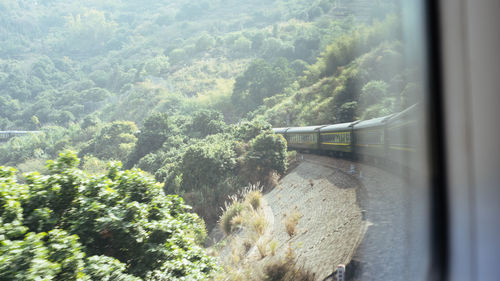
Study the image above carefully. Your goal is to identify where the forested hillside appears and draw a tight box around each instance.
[0,0,414,279]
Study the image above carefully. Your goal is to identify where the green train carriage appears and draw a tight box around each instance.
[319,122,358,156]
[284,125,326,151]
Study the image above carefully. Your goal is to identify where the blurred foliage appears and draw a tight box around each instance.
[0,152,217,280]
[126,113,169,169]
[253,15,420,126]
[0,2,416,278]
[231,58,295,115]
[79,121,137,163]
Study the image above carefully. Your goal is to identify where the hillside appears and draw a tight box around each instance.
[0,0,394,131]
[0,0,403,232]
[213,154,364,280]
[0,1,416,279]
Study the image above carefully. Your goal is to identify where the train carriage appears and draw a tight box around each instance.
[385,104,420,169]
[319,121,358,154]
[285,125,326,151]
[0,131,40,142]
[352,115,392,160]
[271,127,289,137]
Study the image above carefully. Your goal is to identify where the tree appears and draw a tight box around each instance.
[231,36,252,55]
[189,110,226,138]
[231,58,294,114]
[235,119,272,142]
[179,134,236,193]
[79,121,138,162]
[126,113,169,168]
[360,80,389,108]
[195,33,215,52]
[245,131,288,176]
[337,101,358,122]
[144,55,169,77]
[61,9,118,55]
[0,152,217,280]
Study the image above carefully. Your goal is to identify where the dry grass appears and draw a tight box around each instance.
[269,240,278,256]
[245,190,263,210]
[256,238,269,259]
[242,239,253,254]
[220,196,244,235]
[251,210,268,236]
[220,185,265,236]
[263,258,316,281]
[231,214,244,229]
[263,171,280,191]
[284,210,302,237]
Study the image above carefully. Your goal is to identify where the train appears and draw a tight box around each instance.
[272,103,420,169]
[0,131,41,142]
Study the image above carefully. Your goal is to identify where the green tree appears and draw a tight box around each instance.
[79,121,137,162]
[231,58,294,114]
[235,119,272,142]
[195,33,216,52]
[360,80,389,108]
[189,110,226,138]
[61,9,118,55]
[0,152,217,280]
[245,131,288,176]
[179,134,236,193]
[126,113,169,168]
[231,36,252,55]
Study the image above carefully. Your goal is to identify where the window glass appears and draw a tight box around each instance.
[0,0,431,280]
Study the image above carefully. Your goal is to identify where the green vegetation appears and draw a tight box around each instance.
[0,0,417,278]
[252,15,420,126]
[0,152,216,280]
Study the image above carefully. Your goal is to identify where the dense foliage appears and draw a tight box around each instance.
[0,0,416,278]
[0,152,217,280]
[251,15,420,126]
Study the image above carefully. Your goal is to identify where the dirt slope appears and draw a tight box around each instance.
[214,154,365,280]
[263,156,364,280]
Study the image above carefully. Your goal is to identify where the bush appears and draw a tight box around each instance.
[245,190,263,210]
[219,198,244,235]
[0,152,217,280]
[241,132,288,188]
[263,257,316,281]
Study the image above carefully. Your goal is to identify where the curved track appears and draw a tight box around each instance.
[300,154,411,281]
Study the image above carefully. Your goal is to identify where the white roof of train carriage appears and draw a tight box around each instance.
[353,114,393,130]
[272,127,289,134]
[286,125,328,134]
[387,103,419,124]
[320,121,359,133]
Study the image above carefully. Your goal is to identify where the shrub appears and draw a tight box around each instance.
[263,256,316,281]
[241,132,287,189]
[220,198,244,235]
[245,190,263,210]
[0,152,217,280]
[251,211,268,236]
[256,238,269,259]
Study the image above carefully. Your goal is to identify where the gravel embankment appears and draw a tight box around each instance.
[304,155,412,281]
[212,154,364,280]
[215,153,411,281]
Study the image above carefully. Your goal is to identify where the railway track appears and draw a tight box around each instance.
[299,154,411,281]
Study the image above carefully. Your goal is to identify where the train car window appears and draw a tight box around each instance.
[0,0,447,280]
